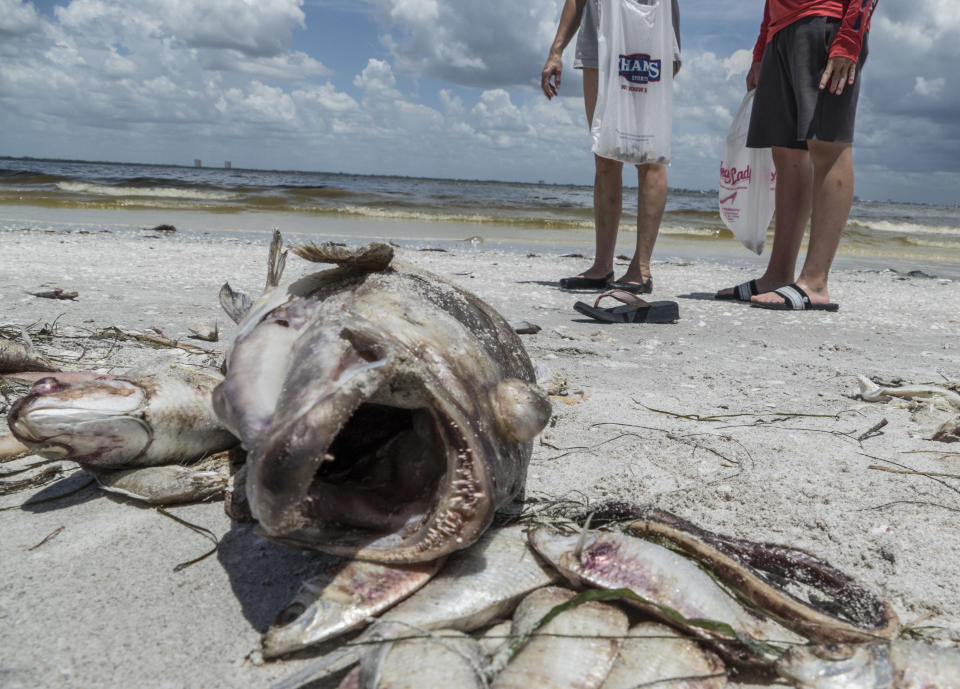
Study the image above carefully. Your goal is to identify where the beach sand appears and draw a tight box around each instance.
[1,224,959,688]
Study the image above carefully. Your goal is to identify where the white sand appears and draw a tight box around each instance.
[1,225,959,688]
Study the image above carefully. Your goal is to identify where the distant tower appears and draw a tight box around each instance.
[224,161,232,169]
[194,159,202,168]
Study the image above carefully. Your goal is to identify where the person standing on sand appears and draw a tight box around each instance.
[541,0,681,294]
[716,0,877,311]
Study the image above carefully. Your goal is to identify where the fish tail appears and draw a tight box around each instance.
[267,230,288,289]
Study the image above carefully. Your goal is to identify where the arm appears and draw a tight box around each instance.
[820,0,878,95]
[541,0,588,99]
[747,0,771,90]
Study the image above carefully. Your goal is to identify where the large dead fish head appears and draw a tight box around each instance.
[234,324,550,563]
[8,375,152,465]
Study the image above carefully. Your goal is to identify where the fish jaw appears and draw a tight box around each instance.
[9,376,152,465]
[243,331,497,563]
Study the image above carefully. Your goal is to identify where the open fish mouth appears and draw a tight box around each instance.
[245,343,494,563]
[9,376,151,464]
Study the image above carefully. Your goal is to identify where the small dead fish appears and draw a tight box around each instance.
[0,336,58,373]
[148,224,177,233]
[262,558,442,659]
[215,233,551,562]
[528,527,801,666]
[351,629,487,689]
[490,586,627,689]
[87,451,231,504]
[187,322,219,342]
[31,288,78,300]
[8,368,237,469]
[776,641,960,689]
[600,622,726,689]
[271,525,558,687]
[858,376,960,411]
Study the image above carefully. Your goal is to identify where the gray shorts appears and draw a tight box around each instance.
[747,16,869,149]
[574,0,681,70]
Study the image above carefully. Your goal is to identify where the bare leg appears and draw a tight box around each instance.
[753,141,851,306]
[617,163,666,285]
[568,67,623,281]
[717,146,813,297]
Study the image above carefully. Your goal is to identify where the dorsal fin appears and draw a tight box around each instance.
[291,242,394,273]
[219,282,254,324]
[267,230,288,288]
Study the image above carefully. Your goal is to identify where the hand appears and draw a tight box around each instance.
[746,62,761,91]
[819,56,857,95]
[541,54,563,99]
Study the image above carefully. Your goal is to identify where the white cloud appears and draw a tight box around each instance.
[0,0,42,37]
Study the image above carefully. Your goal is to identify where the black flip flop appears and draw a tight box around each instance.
[715,279,758,301]
[574,289,679,324]
[751,283,840,311]
[607,276,653,294]
[559,271,613,289]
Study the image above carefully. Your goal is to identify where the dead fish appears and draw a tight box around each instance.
[30,288,78,300]
[463,236,484,248]
[262,557,442,659]
[213,232,551,562]
[600,622,726,689]
[528,527,802,666]
[858,376,960,411]
[0,336,58,373]
[490,586,627,689]
[623,507,900,643]
[87,451,231,504]
[776,641,960,689]
[187,321,219,342]
[8,368,237,469]
[351,629,487,689]
[271,526,558,687]
[0,433,31,461]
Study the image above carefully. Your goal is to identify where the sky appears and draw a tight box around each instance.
[0,0,958,204]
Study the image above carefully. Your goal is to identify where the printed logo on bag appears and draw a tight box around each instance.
[719,163,751,187]
[618,53,661,84]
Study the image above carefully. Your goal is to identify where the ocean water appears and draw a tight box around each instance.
[2,156,960,277]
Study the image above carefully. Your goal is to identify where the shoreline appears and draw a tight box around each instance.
[4,205,960,280]
[1,223,959,688]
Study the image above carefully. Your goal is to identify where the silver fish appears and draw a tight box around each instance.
[0,335,57,373]
[600,622,726,689]
[528,527,802,665]
[490,586,627,689]
[213,233,551,562]
[776,641,960,689]
[8,369,236,470]
[87,451,231,504]
[351,629,487,689]
[262,558,442,659]
[271,525,558,688]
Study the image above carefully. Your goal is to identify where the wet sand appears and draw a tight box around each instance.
[1,224,959,688]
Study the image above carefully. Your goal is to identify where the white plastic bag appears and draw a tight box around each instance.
[718,90,776,255]
[591,0,674,164]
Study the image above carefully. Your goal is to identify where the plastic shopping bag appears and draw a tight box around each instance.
[592,0,673,164]
[718,90,776,255]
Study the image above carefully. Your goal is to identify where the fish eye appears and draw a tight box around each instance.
[811,643,854,660]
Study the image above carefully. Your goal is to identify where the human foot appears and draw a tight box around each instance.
[750,283,839,311]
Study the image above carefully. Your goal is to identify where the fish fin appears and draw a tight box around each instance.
[267,230,288,288]
[291,242,394,273]
[490,379,552,443]
[219,282,254,324]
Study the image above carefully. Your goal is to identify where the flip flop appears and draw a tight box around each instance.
[715,279,758,301]
[574,289,679,324]
[558,271,613,289]
[607,276,653,294]
[751,283,840,311]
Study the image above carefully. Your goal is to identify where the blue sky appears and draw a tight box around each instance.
[2,0,959,204]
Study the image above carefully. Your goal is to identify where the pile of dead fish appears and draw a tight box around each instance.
[3,235,959,689]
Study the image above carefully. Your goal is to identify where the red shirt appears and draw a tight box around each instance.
[753,0,878,63]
